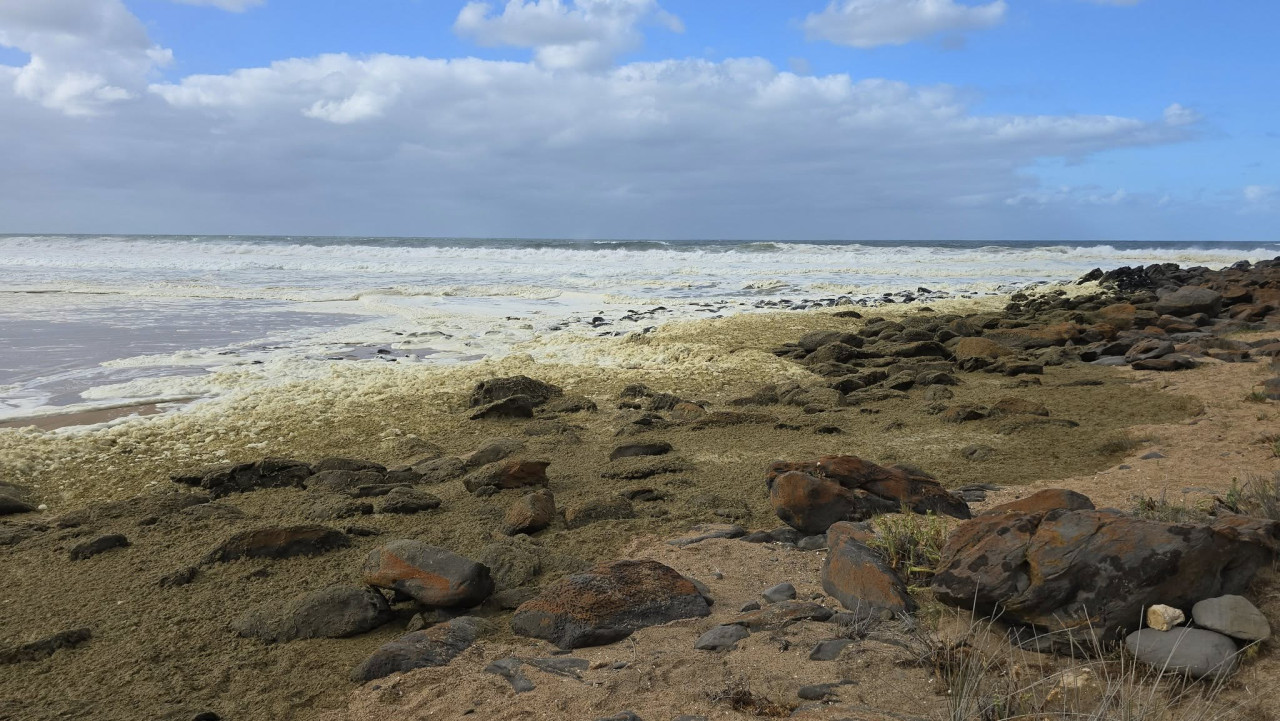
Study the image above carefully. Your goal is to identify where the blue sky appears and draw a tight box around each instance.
[0,0,1276,240]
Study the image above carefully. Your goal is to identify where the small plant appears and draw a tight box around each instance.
[1223,472,1280,522]
[706,677,793,717]
[869,511,950,585]
[1130,492,1213,524]
[1245,391,1269,404]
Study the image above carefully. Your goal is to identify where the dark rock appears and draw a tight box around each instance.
[484,657,535,693]
[762,582,797,604]
[412,456,467,484]
[823,523,913,614]
[234,586,392,642]
[204,525,349,564]
[1191,595,1271,642]
[941,405,987,423]
[731,601,833,630]
[667,523,746,547]
[172,458,312,498]
[0,628,91,665]
[543,395,597,414]
[361,540,494,608]
[797,534,828,551]
[464,438,526,469]
[350,617,479,683]
[595,713,642,721]
[694,624,750,651]
[1154,287,1222,317]
[470,375,562,408]
[470,395,536,420]
[798,683,839,700]
[609,441,673,461]
[511,559,710,649]
[601,456,692,480]
[0,491,35,516]
[809,638,853,661]
[462,460,550,493]
[502,489,556,535]
[376,487,442,514]
[932,511,1280,640]
[1140,451,1166,460]
[564,496,635,528]
[159,565,199,588]
[1131,354,1198,371]
[301,469,386,495]
[312,458,386,474]
[68,533,129,560]
[1125,627,1239,681]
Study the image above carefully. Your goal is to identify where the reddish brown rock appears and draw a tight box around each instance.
[931,509,1280,640]
[203,525,350,564]
[669,402,707,421]
[362,540,494,608]
[1097,303,1138,330]
[768,471,870,535]
[462,460,550,493]
[822,522,913,614]
[501,489,556,535]
[951,337,1014,363]
[510,559,709,649]
[982,489,1095,516]
[769,455,970,521]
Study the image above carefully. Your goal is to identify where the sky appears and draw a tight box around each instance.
[0,0,1276,241]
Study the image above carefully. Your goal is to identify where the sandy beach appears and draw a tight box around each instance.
[3,258,1279,721]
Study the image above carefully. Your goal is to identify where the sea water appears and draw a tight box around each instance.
[1,235,1276,425]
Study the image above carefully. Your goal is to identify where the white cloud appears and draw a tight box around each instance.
[804,0,1006,49]
[0,0,171,116]
[168,0,265,10]
[454,0,682,70]
[1243,185,1277,212]
[1162,102,1200,127]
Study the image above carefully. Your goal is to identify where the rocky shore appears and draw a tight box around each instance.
[2,259,1280,721]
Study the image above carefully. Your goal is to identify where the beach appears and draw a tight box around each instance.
[1,240,1279,721]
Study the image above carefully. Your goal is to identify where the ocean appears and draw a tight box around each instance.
[1,234,1276,426]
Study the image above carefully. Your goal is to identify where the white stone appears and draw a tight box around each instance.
[1146,604,1185,632]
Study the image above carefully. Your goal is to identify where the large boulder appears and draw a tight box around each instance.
[234,586,392,642]
[204,525,350,563]
[931,510,1280,640]
[510,560,710,649]
[350,617,479,683]
[768,471,873,535]
[469,376,562,408]
[462,460,550,493]
[501,489,556,535]
[981,489,1095,516]
[1154,287,1222,318]
[766,455,970,534]
[361,540,494,608]
[822,523,914,614]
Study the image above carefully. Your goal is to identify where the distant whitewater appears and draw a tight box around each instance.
[1,235,1276,424]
